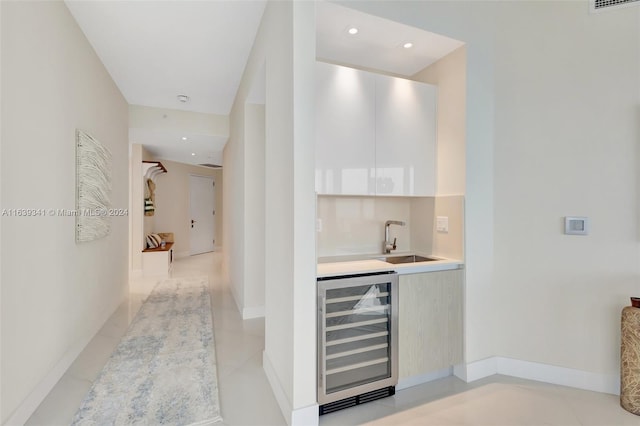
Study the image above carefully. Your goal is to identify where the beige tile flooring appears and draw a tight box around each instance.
[321,375,640,426]
[25,252,640,426]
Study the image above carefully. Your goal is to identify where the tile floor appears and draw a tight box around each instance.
[321,375,640,426]
[25,252,640,426]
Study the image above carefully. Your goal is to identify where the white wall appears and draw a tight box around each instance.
[491,1,639,380]
[433,196,464,261]
[129,144,153,275]
[152,160,223,257]
[129,104,229,137]
[223,71,264,321]
[1,2,129,423]
[288,2,317,417]
[344,0,640,388]
[141,147,155,245]
[223,103,246,314]
[223,1,317,423]
[0,1,3,419]
[130,144,143,274]
[413,46,466,196]
[243,103,265,314]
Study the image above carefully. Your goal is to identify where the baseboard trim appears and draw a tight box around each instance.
[497,356,619,395]
[242,305,265,320]
[397,367,453,390]
[453,363,468,382]
[461,357,499,382]
[263,351,293,425]
[458,356,619,395]
[262,351,319,426]
[291,404,319,426]
[227,286,264,320]
[228,285,244,317]
[4,343,89,425]
[4,301,122,425]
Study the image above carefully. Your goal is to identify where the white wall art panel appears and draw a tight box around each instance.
[76,129,112,242]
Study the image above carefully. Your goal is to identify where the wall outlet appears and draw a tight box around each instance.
[317,218,322,232]
[436,216,449,233]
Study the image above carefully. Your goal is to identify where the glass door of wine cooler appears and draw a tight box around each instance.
[317,272,398,404]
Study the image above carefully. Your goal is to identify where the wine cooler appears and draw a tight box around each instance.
[317,271,399,414]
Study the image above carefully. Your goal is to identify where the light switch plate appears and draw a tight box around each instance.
[436,216,449,233]
[565,216,589,235]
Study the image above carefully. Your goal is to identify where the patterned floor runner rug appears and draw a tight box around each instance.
[72,277,222,425]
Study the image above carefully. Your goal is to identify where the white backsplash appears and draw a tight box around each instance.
[409,197,435,254]
[317,196,435,257]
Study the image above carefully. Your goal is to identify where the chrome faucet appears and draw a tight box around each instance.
[383,220,406,254]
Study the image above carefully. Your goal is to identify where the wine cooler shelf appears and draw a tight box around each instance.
[317,271,399,411]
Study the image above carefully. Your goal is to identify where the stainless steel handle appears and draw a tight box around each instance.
[320,295,326,390]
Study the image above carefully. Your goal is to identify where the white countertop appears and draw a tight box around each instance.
[317,253,463,278]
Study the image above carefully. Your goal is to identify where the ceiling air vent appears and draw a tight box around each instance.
[199,163,222,168]
[592,0,640,12]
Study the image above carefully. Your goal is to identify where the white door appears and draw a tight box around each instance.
[189,175,215,255]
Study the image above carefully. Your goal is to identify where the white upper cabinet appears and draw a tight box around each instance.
[315,62,437,196]
[315,62,376,195]
[375,74,437,196]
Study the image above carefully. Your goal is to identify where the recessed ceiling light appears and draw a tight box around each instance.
[181,136,188,141]
[348,27,358,35]
[403,42,413,49]
[191,152,196,156]
[177,94,190,103]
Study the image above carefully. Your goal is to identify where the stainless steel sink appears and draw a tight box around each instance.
[380,255,440,264]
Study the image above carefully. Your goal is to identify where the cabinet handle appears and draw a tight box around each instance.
[320,295,326,390]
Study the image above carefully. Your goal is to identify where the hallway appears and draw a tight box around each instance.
[172,253,285,425]
[25,253,637,426]
[26,253,285,425]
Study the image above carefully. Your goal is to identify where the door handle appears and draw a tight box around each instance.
[191,219,196,228]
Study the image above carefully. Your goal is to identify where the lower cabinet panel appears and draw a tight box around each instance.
[398,269,463,380]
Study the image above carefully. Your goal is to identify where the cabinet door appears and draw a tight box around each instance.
[375,75,437,196]
[315,62,376,195]
[398,270,463,380]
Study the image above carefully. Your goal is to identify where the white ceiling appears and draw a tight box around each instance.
[65,0,266,115]
[130,127,226,167]
[66,0,463,168]
[316,1,465,76]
